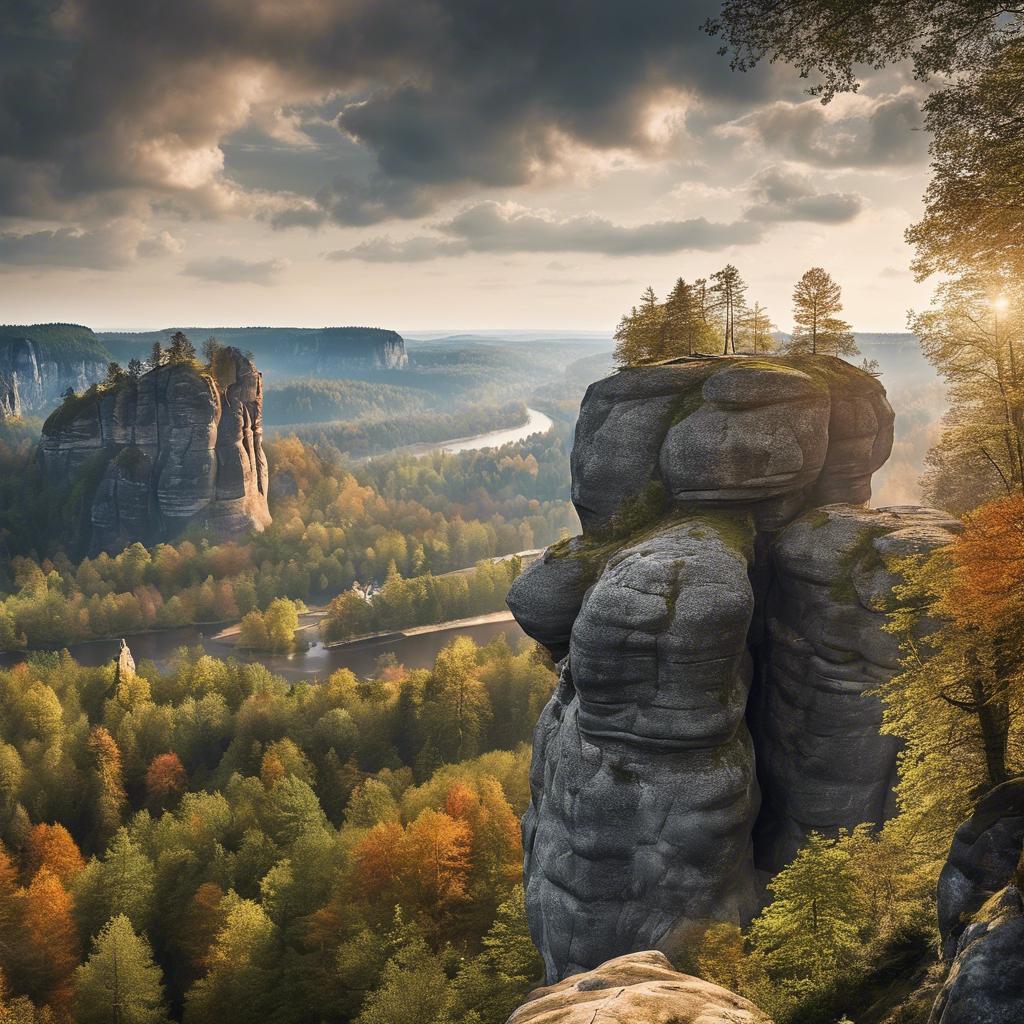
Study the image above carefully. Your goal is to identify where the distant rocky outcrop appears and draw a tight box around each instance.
[0,325,109,418]
[0,371,19,419]
[99,326,407,377]
[507,355,960,982]
[506,950,767,1024]
[39,347,271,553]
[930,779,1024,1024]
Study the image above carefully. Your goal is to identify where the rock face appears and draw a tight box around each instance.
[115,639,136,684]
[0,370,19,419]
[506,950,767,1024]
[936,779,1024,958]
[39,348,271,553]
[0,333,107,417]
[930,780,1024,1024]
[525,521,761,978]
[754,503,963,872]
[508,354,959,982]
[314,327,408,370]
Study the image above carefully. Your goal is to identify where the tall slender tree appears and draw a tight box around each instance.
[738,301,776,354]
[710,265,748,354]
[664,278,717,357]
[786,268,857,358]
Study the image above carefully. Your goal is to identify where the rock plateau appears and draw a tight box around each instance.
[506,355,961,982]
[39,347,271,553]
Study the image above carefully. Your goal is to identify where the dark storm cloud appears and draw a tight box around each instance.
[0,0,796,225]
[181,256,287,285]
[744,167,863,224]
[734,93,928,168]
[327,202,765,261]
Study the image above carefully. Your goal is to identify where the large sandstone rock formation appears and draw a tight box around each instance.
[506,950,767,1024]
[930,779,1024,1024]
[507,354,960,982]
[39,348,271,553]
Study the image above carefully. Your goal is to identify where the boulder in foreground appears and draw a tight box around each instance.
[505,950,768,1024]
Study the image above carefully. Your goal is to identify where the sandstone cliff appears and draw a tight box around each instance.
[39,347,271,553]
[506,355,960,982]
[99,326,408,377]
[0,325,108,418]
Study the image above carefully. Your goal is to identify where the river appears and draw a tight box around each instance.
[0,616,527,682]
[381,406,554,459]
[0,408,550,679]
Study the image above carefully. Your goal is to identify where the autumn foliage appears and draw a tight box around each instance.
[145,752,187,810]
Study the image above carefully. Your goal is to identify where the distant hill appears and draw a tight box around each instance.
[98,326,407,376]
[0,323,111,364]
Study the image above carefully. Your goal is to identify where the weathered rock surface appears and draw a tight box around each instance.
[39,348,271,553]
[0,370,19,419]
[508,354,956,982]
[505,538,594,662]
[929,780,1024,1024]
[115,639,136,684]
[753,504,962,872]
[0,334,107,417]
[929,886,1024,1024]
[937,779,1024,959]
[505,950,768,1024]
[569,356,893,531]
[524,520,760,980]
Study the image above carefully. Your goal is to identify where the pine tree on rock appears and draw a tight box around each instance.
[166,332,197,365]
[664,278,716,357]
[787,267,858,358]
[738,301,776,354]
[710,264,748,354]
[613,287,667,365]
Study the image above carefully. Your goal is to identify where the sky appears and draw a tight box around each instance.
[0,0,937,333]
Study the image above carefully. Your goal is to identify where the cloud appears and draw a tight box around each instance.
[327,236,464,263]
[136,230,184,258]
[181,256,287,285]
[328,201,765,261]
[729,92,928,168]
[0,0,795,230]
[743,167,863,224]
[0,223,141,269]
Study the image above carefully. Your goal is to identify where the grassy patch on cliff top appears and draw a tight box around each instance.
[42,385,104,433]
[549,492,755,583]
